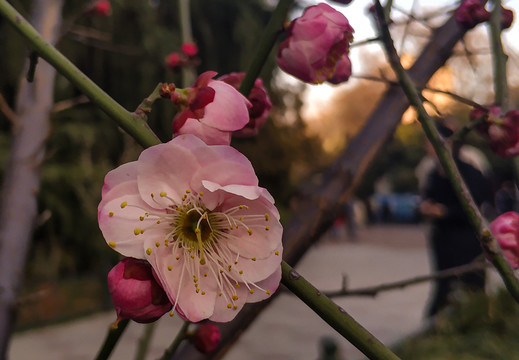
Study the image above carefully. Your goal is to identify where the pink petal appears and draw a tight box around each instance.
[246,264,282,303]
[175,118,232,145]
[202,81,251,131]
[209,284,248,322]
[101,161,139,197]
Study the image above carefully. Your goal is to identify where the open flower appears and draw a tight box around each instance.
[277,3,354,85]
[218,72,272,137]
[172,71,251,145]
[98,135,283,322]
[490,212,519,268]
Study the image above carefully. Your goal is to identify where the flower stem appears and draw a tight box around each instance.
[488,0,509,111]
[159,321,190,360]
[178,0,196,87]
[0,0,160,149]
[281,262,401,360]
[238,0,294,96]
[95,319,130,360]
[373,0,519,304]
[134,322,157,360]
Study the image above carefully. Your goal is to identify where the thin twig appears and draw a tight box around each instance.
[326,261,489,298]
[51,95,89,113]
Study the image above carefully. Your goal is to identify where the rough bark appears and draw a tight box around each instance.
[0,1,63,358]
[171,14,471,360]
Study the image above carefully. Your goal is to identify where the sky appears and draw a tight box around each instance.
[302,0,519,117]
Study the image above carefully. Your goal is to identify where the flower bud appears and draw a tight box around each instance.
[218,72,272,137]
[88,0,112,17]
[165,52,188,72]
[277,3,354,85]
[501,7,514,29]
[181,42,199,57]
[490,212,519,268]
[455,0,490,28]
[108,258,172,323]
[160,83,176,99]
[190,323,221,354]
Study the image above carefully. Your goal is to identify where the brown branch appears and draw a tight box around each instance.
[171,7,476,360]
[51,95,89,113]
[326,261,489,298]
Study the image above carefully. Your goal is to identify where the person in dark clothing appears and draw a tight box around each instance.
[420,128,493,317]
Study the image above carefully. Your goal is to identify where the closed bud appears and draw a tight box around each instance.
[190,323,221,354]
[455,0,490,28]
[501,7,514,30]
[490,212,519,268]
[108,258,171,323]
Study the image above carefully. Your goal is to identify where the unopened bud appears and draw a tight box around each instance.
[160,83,176,98]
[190,323,221,354]
[490,212,519,268]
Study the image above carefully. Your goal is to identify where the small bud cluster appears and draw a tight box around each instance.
[165,42,200,72]
[455,0,514,29]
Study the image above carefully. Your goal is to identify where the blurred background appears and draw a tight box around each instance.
[2,0,519,358]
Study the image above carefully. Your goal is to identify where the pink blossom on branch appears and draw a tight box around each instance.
[98,135,283,322]
[107,257,172,323]
[470,107,519,158]
[490,212,519,268]
[455,0,490,29]
[277,3,354,85]
[181,42,199,57]
[218,72,272,137]
[171,71,251,145]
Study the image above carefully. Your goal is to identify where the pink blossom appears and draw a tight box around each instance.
[277,3,354,85]
[190,323,221,353]
[98,135,283,322]
[455,0,490,28]
[218,73,272,137]
[490,212,519,268]
[172,71,251,145]
[181,42,199,57]
[107,258,172,323]
[90,0,112,17]
[470,107,519,158]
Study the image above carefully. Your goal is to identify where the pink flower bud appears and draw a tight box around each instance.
[90,0,112,17]
[218,72,272,137]
[165,52,188,72]
[190,323,221,354]
[490,212,519,268]
[107,258,172,323]
[181,42,199,57]
[501,7,514,29]
[277,3,354,85]
[455,0,490,28]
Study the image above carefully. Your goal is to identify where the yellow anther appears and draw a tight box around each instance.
[228,265,232,271]
[220,269,224,274]
[233,305,238,310]
[239,217,243,221]
[155,241,160,248]
[160,191,167,197]
[218,292,223,296]
[108,241,116,248]
[164,239,169,246]
[190,254,195,259]
[232,295,239,300]
[251,257,257,261]
[227,304,232,309]
[150,193,154,198]
[169,312,175,317]
[134,228,141,235]
[146,248,152,255]
[186,189,191,194]
[202,215,206,220]
[266,290,271,295]
[176,256,180,260]
[195,228,201,234]
[199,192,204,196]
[250,289,255,294]
[139,216,144,221]
[234,261,238,265]
[168,266,172,271]
[245,206,249,210]
[109,212,114,217]
[275,251,279,256]
[156,220,161,224]
[196,289,200,293]
[120,202,127,208]
[265,226,270,231]
[201,291,206,295]
[235,284,240,288]
[140,229,145,234]
[247,229,253,236]
[204,272,208,277]
[239,205,244,209]
[265,213,269,221]
[239,270,243,274]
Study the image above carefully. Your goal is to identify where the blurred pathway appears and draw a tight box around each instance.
[10,224,432,360]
